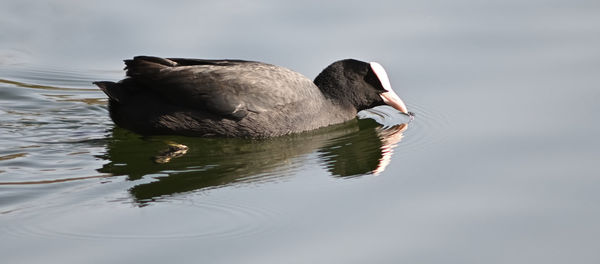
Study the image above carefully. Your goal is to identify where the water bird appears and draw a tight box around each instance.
[94,56,409,137]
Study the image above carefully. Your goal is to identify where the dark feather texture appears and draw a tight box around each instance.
[95,56,394,137]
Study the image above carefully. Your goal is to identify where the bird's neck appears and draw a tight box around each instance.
[313,73,357,110]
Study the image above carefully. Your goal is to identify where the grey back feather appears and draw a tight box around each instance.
[124,57,322,119]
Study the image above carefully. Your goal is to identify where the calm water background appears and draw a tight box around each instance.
[1,0,600,263]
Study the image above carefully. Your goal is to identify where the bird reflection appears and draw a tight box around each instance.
[98,118,407,205]
[318,123,406,177]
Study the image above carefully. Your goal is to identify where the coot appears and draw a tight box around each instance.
[94,56,408,137]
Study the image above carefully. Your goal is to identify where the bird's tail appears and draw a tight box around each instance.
[93,81,125,103]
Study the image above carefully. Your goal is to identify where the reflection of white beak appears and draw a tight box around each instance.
[380,91,408,114]
[372,123,408,175]
[370,62,408,114]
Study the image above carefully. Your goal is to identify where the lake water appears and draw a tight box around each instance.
[1,0,600,263]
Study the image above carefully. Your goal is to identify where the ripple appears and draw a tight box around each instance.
[0,64,121,89]
[0,174,111,185]
[0,65,112,183]
[398,101,454,152]
[0,153,27,161]
[357,102,453,155]
[176,197,279,239]
[358,105,413,128]
[3,197,277,241]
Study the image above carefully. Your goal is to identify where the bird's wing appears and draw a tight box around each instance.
[123,56,320,119]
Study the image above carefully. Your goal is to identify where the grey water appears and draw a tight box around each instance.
[1,0,600,263]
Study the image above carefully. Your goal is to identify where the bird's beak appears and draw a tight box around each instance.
[369,62,408,114]
[380,89,408,114]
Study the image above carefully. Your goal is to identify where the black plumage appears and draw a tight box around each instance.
[95,56,405,137]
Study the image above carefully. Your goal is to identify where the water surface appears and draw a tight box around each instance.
[1,0,600,263]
